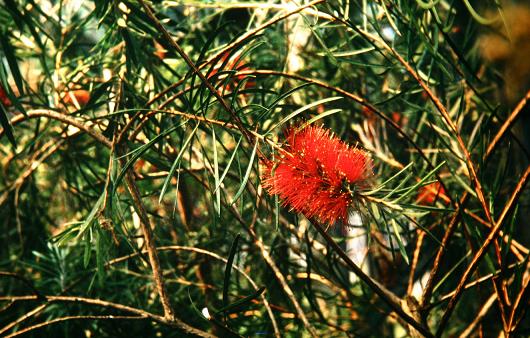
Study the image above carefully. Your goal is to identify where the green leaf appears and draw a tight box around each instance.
[222,233,241,321]
[212,127,221,216]
[0,34,24,96]
[77,193,104,239]
[114,123,181,194]
[214,136,242,194]
[257,83,312,122]
[188,288,210,322]
[231,139,258,205]
[393,161,446,203]
[390,218,409,265]
[0,102,16,148]
[96,228,106,286]
[215,287,266,315]
[298,108,342,129]
[268,96,343,132]
[364,162,414,196]
[159,122,200,202]
[83,230,92,268]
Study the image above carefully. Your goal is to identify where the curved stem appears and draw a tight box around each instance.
[5,315,145,338]
[6,109,111,148]
[0,295,214,337]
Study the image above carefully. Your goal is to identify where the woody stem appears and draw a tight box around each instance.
[309,219,433,338]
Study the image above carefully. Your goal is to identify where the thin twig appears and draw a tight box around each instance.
[458,293,497,338]
[435,261,524,305]
[0,304,48,336]
[464,208,528,259]
[436,165,530,337]
[0,295,214,337]
[421,89,530,309]
[117,0,325,145]
[506,258,530,332]
[246,221,318,337]
[5,315,146,338]
[309,219,434,338]
[120,157,174,321]
[107,245,281,338]
[6,109,111,148]
[408,231,426,296]
[486,89,530,158]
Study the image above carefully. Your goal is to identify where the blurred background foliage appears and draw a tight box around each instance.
[1,0,530,337]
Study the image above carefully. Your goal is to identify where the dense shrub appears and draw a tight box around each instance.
[1,1,529,337]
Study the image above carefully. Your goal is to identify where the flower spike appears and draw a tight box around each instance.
[262,125,372,225]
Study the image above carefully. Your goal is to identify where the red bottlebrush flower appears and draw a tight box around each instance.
[262,125,372,225]
[0,84,12,107]
[416,182,450,205]
[208,51,255,93]
[153,41,167,60]
[63,89,90,106]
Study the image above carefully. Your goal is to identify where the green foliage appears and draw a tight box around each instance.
[1,0,529,337]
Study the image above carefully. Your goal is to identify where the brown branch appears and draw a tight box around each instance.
[507,259,530,332]
[107,245,281,338]
[458,293,497,338]
[0,304,48,336]
[137,0,257,149]
[117,0,325,145]
[464,208,528,259]
[5,315,145,338]
[435,165,530,337]
[6,109,111,148]
[309,219,434,338]
[486,89,530,157]
[420,210,461,308]
[421,89,530,309]
[408,231,426,296]
[120,159,174,321]
[0,295,214,337]
[434,261,524,306]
